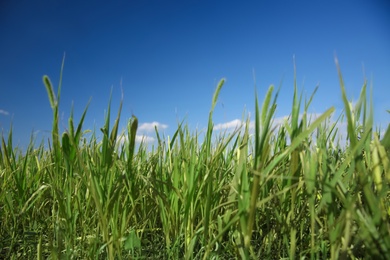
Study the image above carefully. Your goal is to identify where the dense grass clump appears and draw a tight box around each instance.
[1,60,390,259]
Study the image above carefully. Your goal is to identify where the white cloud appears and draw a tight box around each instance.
[117,134,127,145]
[271,112,349,148]
[264,113,324,131]
[247,112,338,141]
[117,133,155,144]
[273,113,323,125]
[138,121,168,132]
[135,135,155,143]
[271,115,289,128]
[214,119,242,131]
[246,115,288,131]
[0,109,9,116]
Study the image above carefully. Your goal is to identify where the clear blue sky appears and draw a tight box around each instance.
[1,0,389,148]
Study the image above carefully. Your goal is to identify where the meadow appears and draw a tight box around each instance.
[1,59,390,259]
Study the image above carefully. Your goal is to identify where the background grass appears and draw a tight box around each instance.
[1,61,390,259]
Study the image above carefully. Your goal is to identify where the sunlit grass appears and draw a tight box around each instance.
[1,59,389,259]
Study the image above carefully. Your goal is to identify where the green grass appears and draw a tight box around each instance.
[1,59,390,259]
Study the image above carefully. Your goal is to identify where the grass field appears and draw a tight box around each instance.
[1,60,390,259]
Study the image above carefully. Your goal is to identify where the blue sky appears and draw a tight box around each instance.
[0,0,389,149]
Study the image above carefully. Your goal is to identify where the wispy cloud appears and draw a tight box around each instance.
[214,119,242,131]
[138,121,168,132]
[0,109,9,116]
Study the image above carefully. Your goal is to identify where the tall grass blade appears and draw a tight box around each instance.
[247,84,277,250]
[203,78,225,246]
